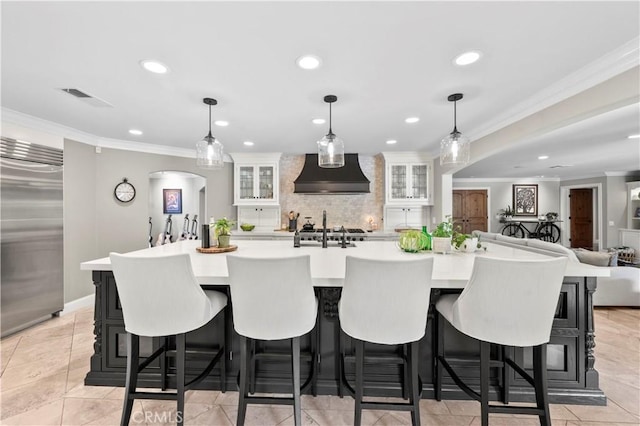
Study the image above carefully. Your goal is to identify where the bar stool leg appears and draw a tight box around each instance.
[220,307,227,393]
[409,341,421,426]
[354,339,364,426]
[502,345,511,404]
[311,312,320,396]
[402,345,409,400]
[160,336,168,391]
[480,341,490,426]
[176,333,186,426]
[336,321,344,398]
[249,339,257,394]
[434,311,444,401]
[534,344,551,426]
[121,333,139,426]
[291,336,302,426]
[237,336,249,426]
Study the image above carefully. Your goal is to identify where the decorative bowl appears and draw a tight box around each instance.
[240,224,255,232]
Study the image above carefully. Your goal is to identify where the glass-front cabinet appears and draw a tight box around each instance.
[237,165,276,202]
[383,152,433,205]
[231,153,281,206]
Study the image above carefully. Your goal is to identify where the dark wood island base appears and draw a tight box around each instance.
[85,271,606,406]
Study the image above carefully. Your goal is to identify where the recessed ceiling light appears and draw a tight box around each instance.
[140,60,169,74]
[453,51,482,66]
[405,117,420,124]
[128,129,143,136]
[538,155,549,160]
[312,118,326,125]
[296,55,321,70]
[243,141,254,146]
[628,134,640,139]
[386,139,397,145]
[214,120,229,127]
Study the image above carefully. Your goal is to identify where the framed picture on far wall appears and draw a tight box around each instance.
[513,184,538,216]
[163,189,182,214]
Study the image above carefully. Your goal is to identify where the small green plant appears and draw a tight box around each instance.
[504,205,514,216]
[214,217,235,237]
[452,232,473,250]
[432,216,455,238]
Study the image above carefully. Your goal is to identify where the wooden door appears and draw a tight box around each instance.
[452,190,488,234]
[570,188,593,249]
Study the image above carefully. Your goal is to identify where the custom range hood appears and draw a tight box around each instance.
[294,154,370,194]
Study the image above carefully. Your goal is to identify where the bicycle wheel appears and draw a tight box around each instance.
[501,223,524,238]
[539,223,560,243]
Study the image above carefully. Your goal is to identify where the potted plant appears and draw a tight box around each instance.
[214,217,235,248]
[452,232,479,253]
[432,216,455,253]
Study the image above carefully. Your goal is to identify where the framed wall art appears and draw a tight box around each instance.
[513,184,538,216]
[163,188,182,214]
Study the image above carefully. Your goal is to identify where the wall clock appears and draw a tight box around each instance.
[114,178,136,203]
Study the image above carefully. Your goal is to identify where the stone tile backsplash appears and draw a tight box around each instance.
[279,154,384,230]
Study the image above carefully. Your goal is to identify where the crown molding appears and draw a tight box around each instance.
[467,37,640,143]
[453,177,561,183]
[1,107,233,162]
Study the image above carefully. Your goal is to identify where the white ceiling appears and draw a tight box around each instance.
[2,1,639,179]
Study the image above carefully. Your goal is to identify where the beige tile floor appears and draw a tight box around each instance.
[0,307,638,425]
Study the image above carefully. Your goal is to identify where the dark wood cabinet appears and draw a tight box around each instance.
[85,271,605,405]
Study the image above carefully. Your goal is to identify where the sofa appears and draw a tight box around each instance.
[473,231,640,307]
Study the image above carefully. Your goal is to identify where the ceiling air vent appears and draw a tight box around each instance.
[549,165,573,169]
[59,88,113,107]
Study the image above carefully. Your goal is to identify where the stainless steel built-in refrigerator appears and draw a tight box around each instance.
[1,138,63,337]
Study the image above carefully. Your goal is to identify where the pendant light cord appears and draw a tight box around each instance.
[452,100,458,134]
[328,102,333,136]
[208,104,213,139]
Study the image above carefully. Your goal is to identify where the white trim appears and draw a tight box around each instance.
[604,171,637,177]
[454,177,560,183]
[1,108,233,162]
[560,183,603,251]
[60,294,95,316]
[466,37,640,144]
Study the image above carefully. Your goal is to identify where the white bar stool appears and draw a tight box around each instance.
[434,256,567,426]
[226,255,318,426]
[339,256,434,426]
[110,253,228,426]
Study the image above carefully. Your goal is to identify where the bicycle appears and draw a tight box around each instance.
[500,219,561,243]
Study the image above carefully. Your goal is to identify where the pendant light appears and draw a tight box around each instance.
[317,95,345,168]
[196,98,224,169]
[440,93,470,166]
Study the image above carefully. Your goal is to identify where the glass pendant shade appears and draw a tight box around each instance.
[318,95,345,168]
[440,130,470,166]
[196,97,224,169]
[196,134,224,169]
[440,93,470,166]
[317,133,345,168]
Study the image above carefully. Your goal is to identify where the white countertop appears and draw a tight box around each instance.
[81,240,609,288]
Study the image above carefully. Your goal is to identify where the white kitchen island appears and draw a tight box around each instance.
[81,239,608,405]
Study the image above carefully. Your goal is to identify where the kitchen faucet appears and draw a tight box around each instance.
[322,210,328,248]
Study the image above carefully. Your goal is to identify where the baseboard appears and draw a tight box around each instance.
[61,294,95,315]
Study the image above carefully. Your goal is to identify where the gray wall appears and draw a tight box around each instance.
[63,139,233,303]
[453,179,560,233]
[63,140,97,302]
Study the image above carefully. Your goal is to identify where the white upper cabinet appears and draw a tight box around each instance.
[382,152,434,205]
[230,153,281,206]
